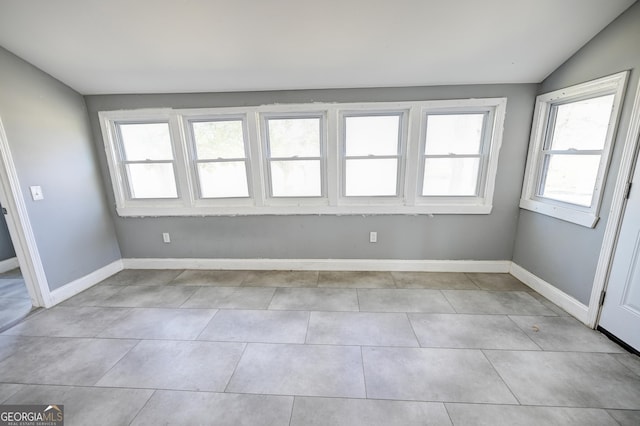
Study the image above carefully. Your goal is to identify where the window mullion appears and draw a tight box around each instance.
[170,113,193,207]
[404,106,421,206]
[326,108,339,206]
[246,111,266,207]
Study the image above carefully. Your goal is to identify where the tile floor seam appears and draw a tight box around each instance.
[479,349,523,406]
[437,289,458,313]
[0,384,22,404]
[405,313,423,347]
[176,287,199,308]
[222,342,249,393]
[358,346,369,399]
[612,356,640,378]
[126,388,157,426]
[9,335,564,351]
[442,402,455,426]
[193,308,221,341]
[389,272,399,288]
[265,286,279,309]
[89,338,144,388]
[463,272,479,287]
[6,383,640,410]
[288,395,298,426]
[89,307,135,338]
[303,311,311,344]
[505,314,544,351]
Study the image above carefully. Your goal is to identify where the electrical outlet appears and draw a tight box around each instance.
[162,232,171,243]
[369,231,377,243]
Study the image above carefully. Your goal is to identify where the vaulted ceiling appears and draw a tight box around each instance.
[0,0,635,94]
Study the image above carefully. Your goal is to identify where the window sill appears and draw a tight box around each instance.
[519,198,599,228]
[115,203,493,217]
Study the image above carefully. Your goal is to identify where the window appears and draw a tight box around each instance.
[99,98,506,216]
[187,117,250,199]
[263,115,324,198]
[116,121,178,199]
[520,72,628,228]
[342,113,404,197]
[421,113,487,197]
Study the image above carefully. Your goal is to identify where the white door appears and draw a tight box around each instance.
[599,148,640,352]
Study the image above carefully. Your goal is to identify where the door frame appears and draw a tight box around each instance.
[0,117,52,308]
[589,78,640,328]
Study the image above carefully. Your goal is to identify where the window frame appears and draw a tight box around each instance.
[519,71,628,228]
[339,110,408,203]
[417,108,495,202]
[99,98,507,217]
[99,109,191,213]
[260,111,328,204]
[182,113,254,206]
[412,99,507,212]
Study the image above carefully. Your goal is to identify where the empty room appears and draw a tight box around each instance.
[0,0,639,425]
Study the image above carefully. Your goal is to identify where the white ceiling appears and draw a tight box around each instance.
[0,0,635,95]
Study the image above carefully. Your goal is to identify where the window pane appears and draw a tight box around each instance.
[126,163,177,198]
[539,154,601,206]
[270,160,321,197]
[549,95,614,151]
[345,159,398,196]
[268,118,320,157]
[345,115,400,156]
[425,114,484,155]
[197,162,249,198]
[119,122,173,161]
[192,120,245,159]
[422,157,479,196]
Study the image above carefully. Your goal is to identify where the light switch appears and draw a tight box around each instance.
[30,186,44,201]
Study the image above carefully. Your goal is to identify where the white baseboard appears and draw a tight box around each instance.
[122,258,512,273]
[0,257,19,274]
[41,257,591,325]
[510,263,589,324]
[49,260,123,306]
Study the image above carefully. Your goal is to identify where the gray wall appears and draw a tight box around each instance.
[0,47,121,290]
[85,84,536,261]
[0,213,15,261]
[512,2,640,304]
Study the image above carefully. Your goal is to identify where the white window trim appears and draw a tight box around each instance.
[519,71,628,228]
[182,113,254,207]
[260,111,328,204]
[415,104,503,209]
[99,98,507,217]
[338,109,409,203]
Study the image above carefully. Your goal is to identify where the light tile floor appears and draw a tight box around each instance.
[0,268,32,332]
[0,270,639,425]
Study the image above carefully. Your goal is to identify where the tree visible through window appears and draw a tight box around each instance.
[265,117,323,197]
[190,119,250,198]
[520,71,628,228]
[537,95,615,206]
[99,98,507,216]
[117,122,178,199]
[422,114,486,197]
